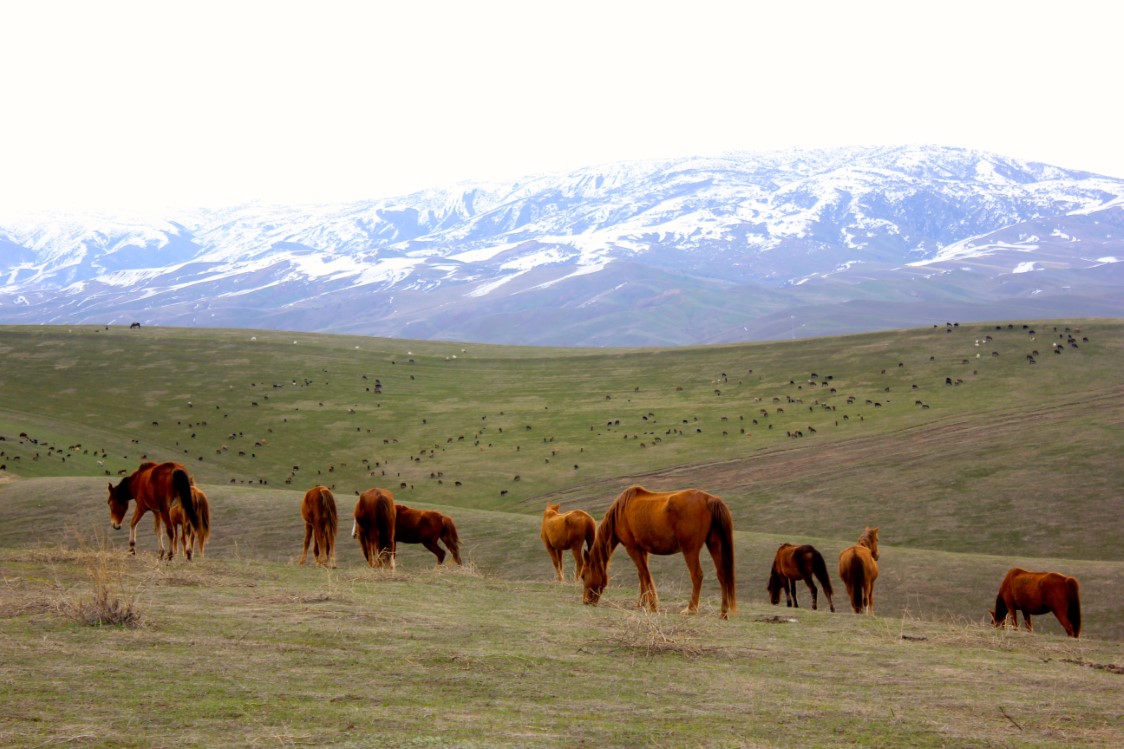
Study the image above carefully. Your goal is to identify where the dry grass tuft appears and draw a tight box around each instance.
[606,608,704,658]
[55,530,146,628]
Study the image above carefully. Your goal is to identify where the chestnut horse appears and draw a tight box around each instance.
[108,461,200,560]
[990,567,1081,638]
[352,488,396,569]
[540,503,596,582]
[767,543,835,612]
[838,527,879,615]
[581,485,736,619]
[298,485,338,567]
[394,504,462,565]
[165,486,211,560]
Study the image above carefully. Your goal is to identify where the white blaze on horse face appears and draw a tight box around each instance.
[351,519,357,538]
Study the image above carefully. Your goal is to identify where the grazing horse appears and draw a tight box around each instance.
[540,502,596,582]
[298,485,338,567]
[165,486,211,560]
[767,543,835,612]
[581,485,736,619]
[838,527,879,615]
[352,488,396,569]
[394,504,462,565]
[990,567,1081,638]
[108,461,200,560]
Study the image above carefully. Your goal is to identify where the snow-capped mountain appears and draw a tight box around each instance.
[2,145,1122,346]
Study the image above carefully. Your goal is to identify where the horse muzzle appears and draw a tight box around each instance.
[111,521,122,530]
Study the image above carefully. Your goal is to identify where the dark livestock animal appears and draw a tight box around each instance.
[990,567,1081,638]
[767,543,835,612]
[581,485,736,619]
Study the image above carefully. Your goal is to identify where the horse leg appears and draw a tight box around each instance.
[548,546,564,581]
[423,539,446,565]
[570,546,585,581]
[625,547,658,612]
[865,582,875,616]
[789,579,799,608]
[681,547,704,615]
[1024,613,1033,633]
[803,574,818,611]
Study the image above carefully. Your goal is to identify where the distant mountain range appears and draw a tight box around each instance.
[2,145,1121,345]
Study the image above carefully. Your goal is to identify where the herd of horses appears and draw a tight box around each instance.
[106,461,1083,638]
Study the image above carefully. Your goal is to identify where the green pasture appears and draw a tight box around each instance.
[1,320,1122,747]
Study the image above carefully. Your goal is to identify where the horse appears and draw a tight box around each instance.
[540,502,596,582]
[108,461,200,560]
[164,486,211,560]
[298,485,338,567]
[989,567,1081,638]
[838,527,879,615]
[352,488,396,569]
[393,503,462,565]
[767,543,835,612]
[581,485,736,619]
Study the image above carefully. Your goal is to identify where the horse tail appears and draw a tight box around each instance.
[1066,577,1082,638]
[442,515,462,565]
[375,493,396,566]
[811,547,833,598]
[194,488,211,543]
[710,497,737,614]
[173,469,200,538]
[849,551,866,612]
[319,487,338,553]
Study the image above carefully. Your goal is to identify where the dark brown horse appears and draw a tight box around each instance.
[581,485,736,619]
[767,543,835,612]
[394,504,462,565]
[990,567,1081,638]
[298,485,338,567]
[165,485,211,560]
[352,488,396,569]
[838,527,879,615]
[108,461,200,560]
[540,502,596,582]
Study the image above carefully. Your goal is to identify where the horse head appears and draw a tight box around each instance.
[766,570,783,605]
[544,502,560,517]
[106,479,132,529]
[580,548,607,605]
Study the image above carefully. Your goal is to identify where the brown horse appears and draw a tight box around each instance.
[394,504,462,565]
[767,543,835,612]
[540,503,596,582]
[165,486,211,560]
[990,567,1081,638]
[581,485,736,619]
[298,485,338,567]
[838,527,879,615]
[108,461,200,560]
[352,488,396,569]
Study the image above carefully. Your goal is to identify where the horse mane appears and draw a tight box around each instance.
[591,486,633,567]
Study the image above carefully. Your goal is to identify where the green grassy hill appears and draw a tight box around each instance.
[1,321,1121,748]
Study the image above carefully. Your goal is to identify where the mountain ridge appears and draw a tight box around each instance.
[2,145,1122,345]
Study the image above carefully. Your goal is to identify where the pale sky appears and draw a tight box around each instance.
[2,0,1121,215]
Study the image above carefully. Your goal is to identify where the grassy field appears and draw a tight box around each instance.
[1,320,1122,747]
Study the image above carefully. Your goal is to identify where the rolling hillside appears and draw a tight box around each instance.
[1,320,1122,747]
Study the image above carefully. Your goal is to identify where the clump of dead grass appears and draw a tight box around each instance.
[606,607,704,658]
[55,530,146,628]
